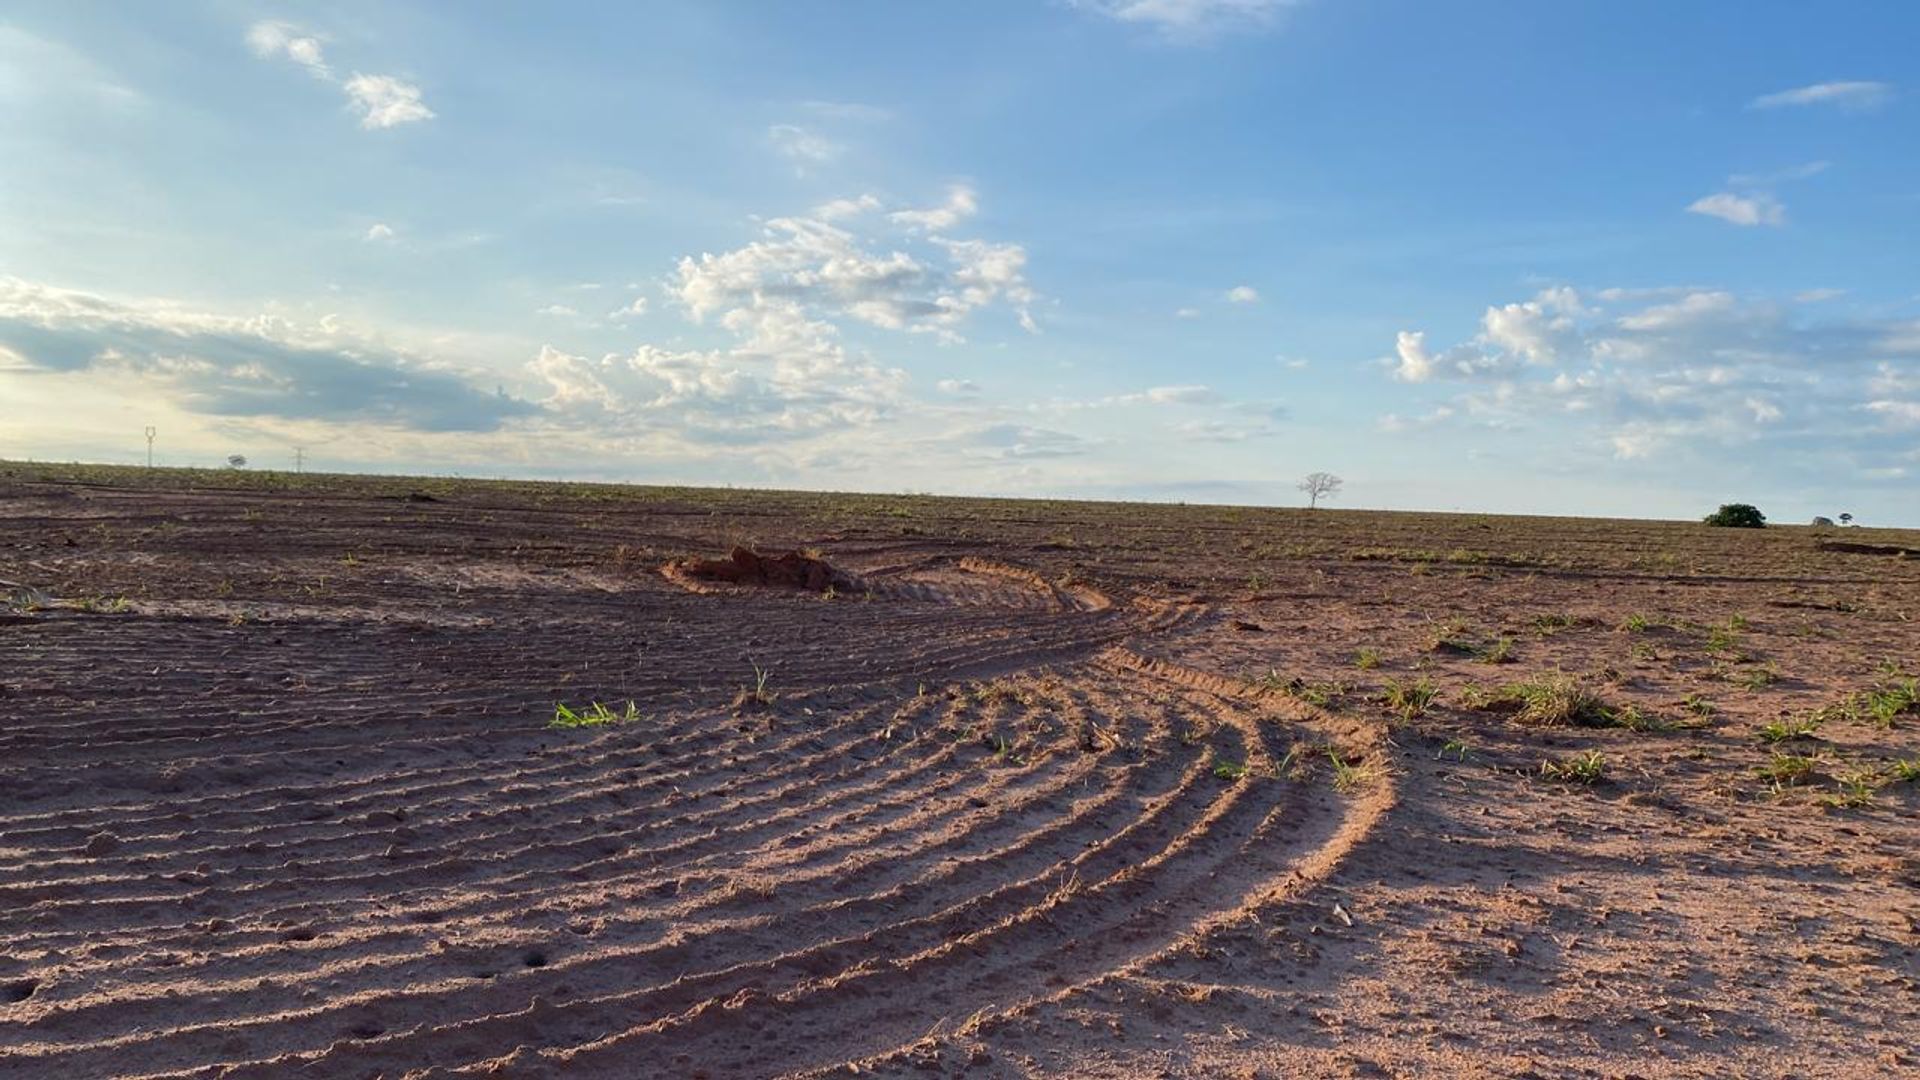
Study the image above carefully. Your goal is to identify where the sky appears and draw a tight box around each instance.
[2,1,1917,524]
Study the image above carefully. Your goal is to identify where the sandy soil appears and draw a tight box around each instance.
[1,466,1916,1078]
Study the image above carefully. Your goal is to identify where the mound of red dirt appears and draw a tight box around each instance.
[674,546,855,592]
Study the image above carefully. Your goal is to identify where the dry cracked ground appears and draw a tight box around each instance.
[1,462,1916,1079]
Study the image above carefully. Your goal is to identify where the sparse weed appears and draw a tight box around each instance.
[1212,757,1247,782]
[1861,679,1919,727]
[1533,612,1579,635]
[1731,665,1781,692]
[733,661,778,710]
[1755,752,1817,786]
[1682,693,1717,718]
[1477,636,1516,664]
[1819,770,1879,809]
[1489,675,1615,727]
[1756,716,1821,744]
[1381,677,1439,721]
[551,700,642,729]
[1540,750,1606,784]
[1888,759,1920,784]
[1353,647,1382,670]
[1327,749,1370,793]
[1437,738,1471,761]
[1621,613,1652,633]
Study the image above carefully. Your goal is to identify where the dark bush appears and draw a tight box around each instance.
[1703,503,1766,528]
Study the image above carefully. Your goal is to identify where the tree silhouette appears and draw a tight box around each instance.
[1298,472,1342,509]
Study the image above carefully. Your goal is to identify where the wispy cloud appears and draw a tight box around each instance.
[1225,284,1260,304]
[767,124,840,168]
[1750,81,1893,111]
[1072,0,1302,40]
[247,20,433,130]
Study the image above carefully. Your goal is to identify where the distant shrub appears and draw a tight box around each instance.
[1703,503,1765,528]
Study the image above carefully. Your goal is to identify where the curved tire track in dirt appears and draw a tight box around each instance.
[0,554,1388,1079]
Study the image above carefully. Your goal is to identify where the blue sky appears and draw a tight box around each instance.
[3,1,1917,523]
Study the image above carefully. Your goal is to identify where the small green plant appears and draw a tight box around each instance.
[1621,613,1651,633]
[1731,665,1780,692]
[73,595,133,614]
[1755,752,1817,787]
[1682,693,1717,718]
[1757,716,1821,744]
[1609,705,1669,732]
[1437,738,1471,761]
[1477,637,1516,664]
[1703,503,1766,528]
[1490,675,1615,727]
[1861,679,1919,727]
[1327,749,1369,792]
[1533,612,1579,635]
[1540,750,1606,784]
[1353,647,1382,670]
[1212,757,1247,782]
[1888,759,1920,783]
[551,700,642,729]
[1820,770,1879,809]
[1382,677,1439,721]
[733,661,778,710]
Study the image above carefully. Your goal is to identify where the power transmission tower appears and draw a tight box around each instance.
[294,447,305,474]
[144,427,157,468]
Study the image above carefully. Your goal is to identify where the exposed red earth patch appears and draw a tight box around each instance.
[1,463,1916,1078]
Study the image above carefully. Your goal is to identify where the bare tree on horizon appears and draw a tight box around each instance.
[1299,471,1342,509]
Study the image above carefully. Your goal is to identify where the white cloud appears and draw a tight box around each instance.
[610,296,648,318]
[768,124,839,166]
[1796,288,1845,303]
[247,21,330,79]
[1225,284,1260,304]
[1614,290,1737,331]
[1073,0,1300,39]
[937,378,981,395]
[1687,192,1785,227]
[889,185,979,232]
[345,74,434,129]
[814,194,882,221]
[1864,400,1920,427]
[1750,81,1893,111]
[1175,307,1201,319]
[364,223,395,242]
[249,22,432,130]
[1379,284,1920,480]
[535,304,578,317]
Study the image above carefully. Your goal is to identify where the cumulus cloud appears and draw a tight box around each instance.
[1687,192,1785,227]
[344,74,434,129]
[1380,284,1920,480]
[1073,0,1301,39]
[248,21,433,130]
[1750,81,1893,111]
[364,223,394,242]
[521,187,1041,444]
[1225,284,1260,304]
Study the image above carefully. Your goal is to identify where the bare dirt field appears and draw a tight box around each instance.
[2,462,1916,1079]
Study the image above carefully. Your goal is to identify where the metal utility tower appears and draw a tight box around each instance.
[144,427,157,468]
